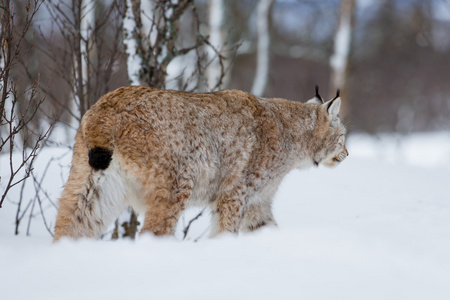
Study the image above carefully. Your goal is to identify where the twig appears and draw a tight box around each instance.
[182,206,207,240]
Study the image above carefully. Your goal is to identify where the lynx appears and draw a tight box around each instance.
[53,86,348,240]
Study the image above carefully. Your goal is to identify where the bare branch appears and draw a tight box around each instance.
[183,206,206,240]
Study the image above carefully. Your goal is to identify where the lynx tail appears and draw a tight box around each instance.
[88,147,113,170]
[82,111,115,171]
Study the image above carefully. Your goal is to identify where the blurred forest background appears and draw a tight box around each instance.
[3,0,450,138]
[1,0,450,235]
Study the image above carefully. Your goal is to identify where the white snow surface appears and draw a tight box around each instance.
[1,132,450,300]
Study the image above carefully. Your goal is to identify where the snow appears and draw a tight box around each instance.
[165,51,199,91]
[1,132,450,300]
[140,0,154,39]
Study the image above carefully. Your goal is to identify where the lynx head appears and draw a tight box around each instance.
[307,87,349,168]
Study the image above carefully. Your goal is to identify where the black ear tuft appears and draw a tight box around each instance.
[88,147,113,170]
[334,89,340,100]
[315,85,324,103]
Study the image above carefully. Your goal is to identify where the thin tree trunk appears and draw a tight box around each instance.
[251,0,274,97]
[0,0,13,121]
[74,0,86,118]
[329,0,356,123]
[123,0,143,86]
[80,0,95,108]
[121,0,145,238]
[206,0,224,91]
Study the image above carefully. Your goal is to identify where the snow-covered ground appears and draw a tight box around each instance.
[1,132,450,300]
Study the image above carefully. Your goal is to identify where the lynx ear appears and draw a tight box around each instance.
[307,85,324,104]
[324,90,341,118]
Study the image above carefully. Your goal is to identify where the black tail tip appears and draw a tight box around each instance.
[88,147,113,170]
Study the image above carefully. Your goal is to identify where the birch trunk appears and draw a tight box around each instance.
[206,0,224,91]
[329,0,356,123]
[123,0,143,86]
[80,0,94,97]
[251,0,274,97]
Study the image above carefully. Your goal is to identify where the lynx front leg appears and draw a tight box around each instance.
[240,202,277,233]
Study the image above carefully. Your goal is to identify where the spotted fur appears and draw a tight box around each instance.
[53,86,348,240]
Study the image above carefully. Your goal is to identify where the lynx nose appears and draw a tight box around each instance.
[336,148,349,162]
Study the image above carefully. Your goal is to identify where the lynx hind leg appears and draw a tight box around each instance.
[240,202,277,233]
[54,139,127,240]
[140,171,192,236]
